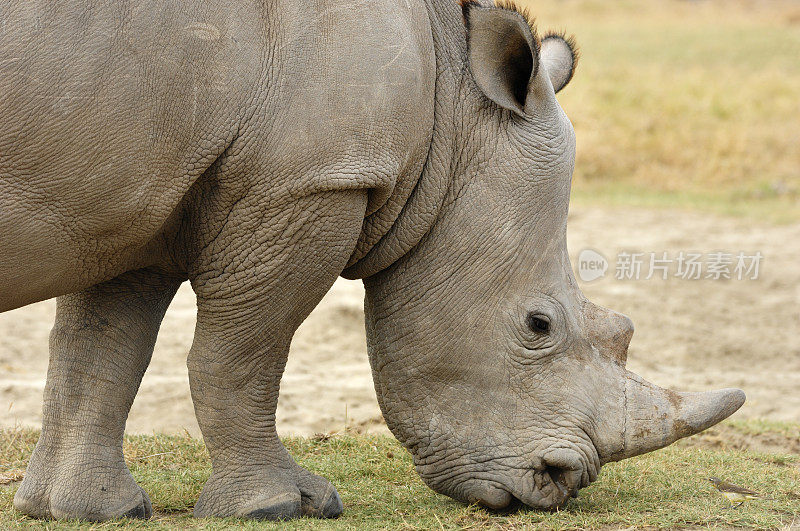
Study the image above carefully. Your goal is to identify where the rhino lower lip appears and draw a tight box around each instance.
[472,481,514,510]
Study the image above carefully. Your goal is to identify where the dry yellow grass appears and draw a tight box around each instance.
[523,0,800,221]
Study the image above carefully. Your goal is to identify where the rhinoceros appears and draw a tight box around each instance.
[0,0,744,522]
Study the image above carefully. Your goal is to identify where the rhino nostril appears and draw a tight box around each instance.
[545,465,569,496]
[542,449,585,502]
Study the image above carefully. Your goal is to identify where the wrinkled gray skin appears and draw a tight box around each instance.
[0,0,744,521]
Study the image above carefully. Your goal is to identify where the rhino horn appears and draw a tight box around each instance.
[602,371,745,463]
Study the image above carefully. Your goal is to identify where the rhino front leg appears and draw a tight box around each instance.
[14,268,180,521]
[187,189,367,520]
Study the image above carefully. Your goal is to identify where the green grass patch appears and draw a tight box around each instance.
[1,420,798,529]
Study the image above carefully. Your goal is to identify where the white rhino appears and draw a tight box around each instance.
[0,0,744,521]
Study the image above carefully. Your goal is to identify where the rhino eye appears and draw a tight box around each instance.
[527,313,550,333]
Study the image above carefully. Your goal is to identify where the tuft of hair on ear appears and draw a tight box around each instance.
[458,0,475,26]
[493,0,540,45]
[542,30,580,86]
[460,0,541,50]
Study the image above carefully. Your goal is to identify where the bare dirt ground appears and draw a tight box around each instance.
[0,205,798,437]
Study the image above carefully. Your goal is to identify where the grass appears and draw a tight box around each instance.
[521,0,800,223]
[0,420,798,529]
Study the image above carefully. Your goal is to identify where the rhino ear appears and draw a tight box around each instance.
[540,33,579,93]
[462,1,540,115]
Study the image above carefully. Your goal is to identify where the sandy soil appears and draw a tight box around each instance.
[0,205,798,437]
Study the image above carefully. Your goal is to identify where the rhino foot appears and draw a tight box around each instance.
[14,458,151,521]
[193,464,342,520]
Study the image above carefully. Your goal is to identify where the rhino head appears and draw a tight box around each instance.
[356,1,745,511]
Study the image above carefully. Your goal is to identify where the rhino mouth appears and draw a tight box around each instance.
[491,465,582,511]
[416,438,599,512]
[525,463,583,509]
[473,450,595,511]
